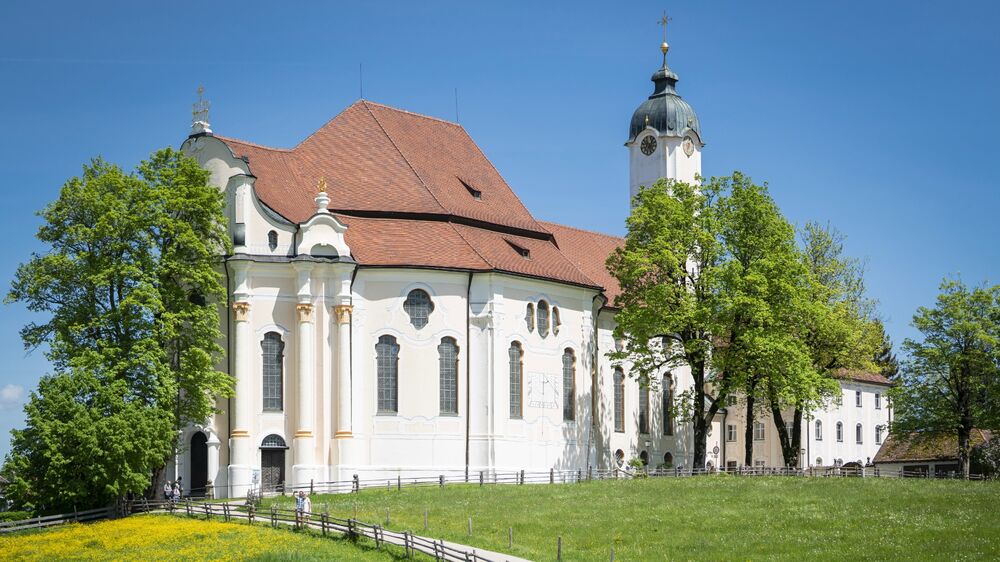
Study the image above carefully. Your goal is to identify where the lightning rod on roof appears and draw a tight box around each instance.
[359,63,364,100]
[454,87,460,124]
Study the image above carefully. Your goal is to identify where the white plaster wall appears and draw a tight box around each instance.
[627,128,702,206]
[722,381,892,468]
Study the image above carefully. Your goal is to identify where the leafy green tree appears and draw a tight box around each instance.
[607,177,723,470]
[608,172,811,468]
[2,149,232,512]
[892,279,1000,478]
[767,222,879,467]
[712,176,813,467]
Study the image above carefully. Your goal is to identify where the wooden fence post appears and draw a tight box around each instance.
[557,536,563,560]
[248,504,255,525]
[520,469,525,485]
[439,474,445,488]
[398,475,402,491]
[479,471,484,487]
[550,468,555,484]
[353,474,359,493]
[310,479,314,495]
[578,469,583,483]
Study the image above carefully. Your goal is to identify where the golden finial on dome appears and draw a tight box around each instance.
[317,176,327,193]
[658,11,672,56]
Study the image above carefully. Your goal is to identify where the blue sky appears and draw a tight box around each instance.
[0,1,997,456]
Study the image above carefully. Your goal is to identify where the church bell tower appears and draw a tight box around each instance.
[626,16,703,207]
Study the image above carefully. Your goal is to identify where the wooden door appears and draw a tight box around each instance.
[261,450,285,492]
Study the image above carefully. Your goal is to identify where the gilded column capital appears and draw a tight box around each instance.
[296,303,314,323]
[232,301,251,322]
[333,304,353,325]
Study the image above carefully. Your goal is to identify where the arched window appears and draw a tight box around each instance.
[552,307,561,335]
[815,420,823,441]
[856,423,863,444]
[562,349,575,421]
[816,457,823,466]
[875,425,883,445]
[438,337,459,415]
[663,452,674,467]
[525,303,535,332]
[836,421,844,442]
[261,332,284,412]
[267,230,278,251]
[613,368,625,433]
[403,289,433,329]
[615,449,625,468]
[638,382,650,434]
[261,434,287,449]
[509,342,523,419]
[639,450,649,466]
[537,300,550,337]
[376,335,399,413]
[663,374,674,436]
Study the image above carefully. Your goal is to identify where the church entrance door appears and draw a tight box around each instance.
[261,451,285,492]
[189,432,208,497]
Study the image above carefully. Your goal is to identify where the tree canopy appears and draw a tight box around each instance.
[892,279,1000,477]
[2,148,232,513]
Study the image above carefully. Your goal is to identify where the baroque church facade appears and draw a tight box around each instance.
[174,40,890,498]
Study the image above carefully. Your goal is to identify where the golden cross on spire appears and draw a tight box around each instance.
[658,11,671,42]
[317,176,327,193]
[658,10,672,57]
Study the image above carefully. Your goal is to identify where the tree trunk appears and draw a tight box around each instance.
[769,407,793,468]
[691,360,707,469]
[743,393,755,467]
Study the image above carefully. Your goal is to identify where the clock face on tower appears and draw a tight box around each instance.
[640,135,657,156]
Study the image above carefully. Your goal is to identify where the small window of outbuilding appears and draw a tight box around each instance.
[268,230,278,251]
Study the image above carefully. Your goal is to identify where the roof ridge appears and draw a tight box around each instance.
[361,99,463,128]
[541,220,623,241]
[215,134,293,153]
[448,222,492,269]
[362,101,449,215]
[293,101,365,149]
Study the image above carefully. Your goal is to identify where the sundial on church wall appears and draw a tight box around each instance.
[527,372,560,410]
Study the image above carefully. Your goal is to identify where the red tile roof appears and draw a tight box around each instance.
[215,100,626,296]
[831,369,893,387]
[541,222,624,305]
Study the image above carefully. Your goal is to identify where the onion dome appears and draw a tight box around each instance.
[628,43,701,142]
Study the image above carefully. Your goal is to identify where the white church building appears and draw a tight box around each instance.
[174,39,890,498]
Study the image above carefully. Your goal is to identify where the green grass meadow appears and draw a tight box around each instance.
[263,476,1000,561]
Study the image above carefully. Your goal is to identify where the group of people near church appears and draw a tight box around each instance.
[163,477,183,503]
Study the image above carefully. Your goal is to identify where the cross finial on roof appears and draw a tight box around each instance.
[658,11,672,62]
[191,85,212,135]
[318,176,327,193]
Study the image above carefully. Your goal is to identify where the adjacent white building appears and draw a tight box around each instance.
[171,38,886,498]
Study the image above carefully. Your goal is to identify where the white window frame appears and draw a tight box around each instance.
[753,421,765,441]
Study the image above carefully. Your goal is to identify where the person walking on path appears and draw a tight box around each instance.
[172,480,181,503]
[163,481,172,502]
[302,493,312,525]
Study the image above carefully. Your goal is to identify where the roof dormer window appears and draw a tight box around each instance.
[459,178,482,200]
[505,239,530,259]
